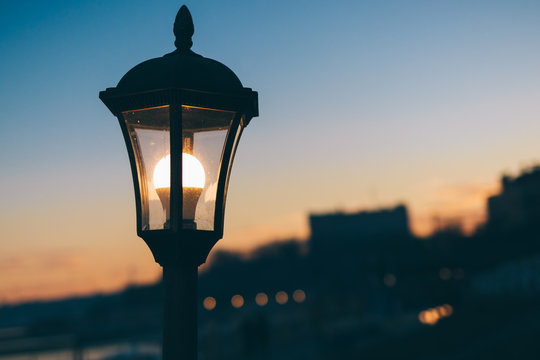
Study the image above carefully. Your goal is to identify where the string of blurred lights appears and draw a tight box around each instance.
[418,304,453,325]
[202,289,307,310]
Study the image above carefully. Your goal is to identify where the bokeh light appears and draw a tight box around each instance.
[275,291,288,305]
[418,304,453,325]
[203,296,216,311]
[255,292,268,307]
[442,304,454,316]
[231,294,244,308]
[293,289,306,303]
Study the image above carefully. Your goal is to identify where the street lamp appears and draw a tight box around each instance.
[99,5,258,360]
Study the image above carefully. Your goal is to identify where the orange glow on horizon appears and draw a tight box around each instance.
[0,176,502,305]
[0,265,162,306]
[409,179,499,237]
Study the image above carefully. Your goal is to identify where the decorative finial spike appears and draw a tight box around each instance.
[174,5,194,52]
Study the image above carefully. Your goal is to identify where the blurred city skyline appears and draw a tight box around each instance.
[2,0,540,304]
[2,165,540,358]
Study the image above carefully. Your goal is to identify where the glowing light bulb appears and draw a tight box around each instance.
[152,153,206,227]
[152,154,205,190]
[153,154,171,189]
[182,153,205,188]
[182,153,205,225]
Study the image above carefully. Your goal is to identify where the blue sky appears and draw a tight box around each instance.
[2,0,540,302]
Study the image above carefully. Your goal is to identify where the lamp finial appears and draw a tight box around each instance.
[174,5,194,52]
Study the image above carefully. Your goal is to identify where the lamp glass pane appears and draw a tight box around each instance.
[123,106,170,231]
[181,106,235,230]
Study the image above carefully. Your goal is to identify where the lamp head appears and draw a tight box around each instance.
[99,5,258,267]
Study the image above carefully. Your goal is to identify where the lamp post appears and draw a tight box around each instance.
[99,5,258,359]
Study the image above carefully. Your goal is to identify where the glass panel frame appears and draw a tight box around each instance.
[122,106,171,232]
[180,106,236,231]
[108,88,255,240]
[212,113,245,238]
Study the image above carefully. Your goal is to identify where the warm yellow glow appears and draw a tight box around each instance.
[183,153,205,188]
[153,154,170,189]
[419,309,440,325]
[418,311,427,324]
[153,153,205,190]
[419,304,453,326]
[203,296,216,311]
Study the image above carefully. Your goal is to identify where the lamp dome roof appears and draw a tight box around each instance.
[115,52,243,94]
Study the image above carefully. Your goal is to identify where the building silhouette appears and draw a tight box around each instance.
[487,166,540,232]
[309,205,412,258]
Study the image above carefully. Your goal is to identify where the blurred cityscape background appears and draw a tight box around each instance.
[1,165,540,359]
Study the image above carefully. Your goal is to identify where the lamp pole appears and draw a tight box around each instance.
[162,264,198,360]
[99,5,258,360]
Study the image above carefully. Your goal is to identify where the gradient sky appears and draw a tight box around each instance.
[2,0,540,304]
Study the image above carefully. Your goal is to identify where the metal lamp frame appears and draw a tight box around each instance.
[100,87,257,266]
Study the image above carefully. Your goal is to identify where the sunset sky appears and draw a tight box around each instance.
[2,0,540,304]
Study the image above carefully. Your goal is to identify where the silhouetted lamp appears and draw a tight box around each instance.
[99,5,258,360]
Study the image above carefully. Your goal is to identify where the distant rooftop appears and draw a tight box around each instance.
[309,205,411,245]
